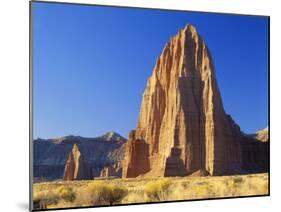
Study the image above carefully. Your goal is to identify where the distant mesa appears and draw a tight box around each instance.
[122,24,268,178]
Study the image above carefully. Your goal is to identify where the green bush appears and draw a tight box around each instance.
[144,179,172,201]
[88,181,128,205]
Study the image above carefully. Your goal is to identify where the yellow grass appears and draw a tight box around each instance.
[33,173,269,210]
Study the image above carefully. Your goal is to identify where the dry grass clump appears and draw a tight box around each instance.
[56,186,76,202]
[144,179,172,201]
[33,189,59,210]
[33,184,77,210]
[87,181,128,205]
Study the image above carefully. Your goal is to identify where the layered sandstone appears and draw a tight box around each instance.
[99,162,122,178]
[122,24,243,178]
[63,144,92,180]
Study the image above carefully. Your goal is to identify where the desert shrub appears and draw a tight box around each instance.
[33,190,60,210]
[224,178,241,196]
[233,177,244,184]
[56,186,76,202]
[109,184,128,204]
[181,181,190,189]
[244,175,269,195]
[72,185,92,207]
[168,182,187,201]
[87,181,128,205]
[144,179,172,201]
[184,182,212,199]
[122,192,146,204]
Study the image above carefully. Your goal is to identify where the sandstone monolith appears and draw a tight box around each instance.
[63,144,92,180]
[122,24,243,178]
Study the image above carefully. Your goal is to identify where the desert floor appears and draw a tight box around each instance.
[33,173,268,210]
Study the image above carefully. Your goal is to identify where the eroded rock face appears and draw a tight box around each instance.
[122,131,150,177]
[241,131,269,173]
[122,24,243,178]
[99,162,122,178]
[241,138,269,173]
[63,144,92,180]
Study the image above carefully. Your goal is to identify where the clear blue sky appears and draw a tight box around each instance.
[32,2,269,139]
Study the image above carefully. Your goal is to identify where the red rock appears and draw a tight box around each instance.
[63,144,92,180]
[122,24,243,178]
[99,162,122,178]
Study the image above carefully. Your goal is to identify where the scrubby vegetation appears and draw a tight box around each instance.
[87,181,128,205]
[144,179,172,201]
[33,173,268,210]
[56,186,76,202]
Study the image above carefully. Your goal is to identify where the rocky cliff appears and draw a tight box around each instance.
[33,132,126,181]
[122,24,263,178]
[63,144,92,180]
[99,162,122,178]
[241,128,269,173]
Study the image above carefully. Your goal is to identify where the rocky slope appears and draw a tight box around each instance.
[122,24,268,178]
[33,132,126,181]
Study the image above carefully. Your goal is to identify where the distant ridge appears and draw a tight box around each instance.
[254,127,269,142]
[33,131,126,181]
[99,131,126,142]
[242,127,269,142]
[35,131,126,144]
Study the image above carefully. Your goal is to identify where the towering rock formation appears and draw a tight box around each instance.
[122,24,243,178]
[63,144,92,180]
